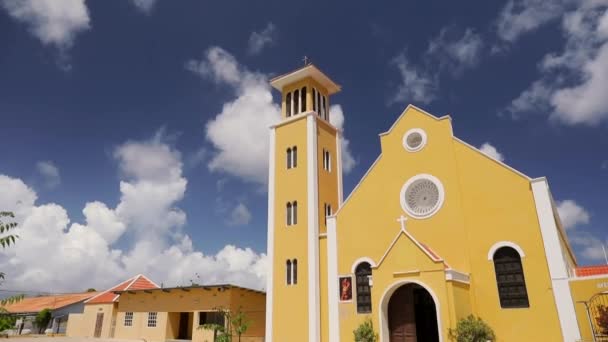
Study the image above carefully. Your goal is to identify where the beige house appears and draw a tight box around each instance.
[66,274,266,342]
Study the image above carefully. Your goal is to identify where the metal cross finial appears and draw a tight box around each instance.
[397,215,408,232]
[303,56,311,65]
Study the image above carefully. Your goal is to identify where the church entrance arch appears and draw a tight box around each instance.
[380,280,442,342]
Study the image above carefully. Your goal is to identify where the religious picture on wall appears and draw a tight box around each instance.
[339,276,352,301]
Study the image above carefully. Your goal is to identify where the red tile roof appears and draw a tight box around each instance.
[2,292,97,314]
[86,274,158,305]
[575,265,608,277]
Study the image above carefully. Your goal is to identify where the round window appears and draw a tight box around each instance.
[403,128,427,152]
[400,174,444,219]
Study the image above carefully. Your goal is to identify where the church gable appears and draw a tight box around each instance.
[375,219,446,274]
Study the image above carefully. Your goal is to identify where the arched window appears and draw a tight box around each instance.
[293,89,300,114]
[292,146,297,168]
[355,262,372,313]
[286,93,292,117]
[286,148,292,169]
[493,247,529,308]
[301,87,307,112]
[312,88,317,112]
[322,96,327,120]
[286,202,292,226]
[292,259,298,284]
[317,91,321,116]
[292,201,298,225]
[286,260,292,285]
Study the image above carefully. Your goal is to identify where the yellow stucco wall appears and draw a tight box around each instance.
[273,114,310,340]
[570,276,608,341]
[68,303,116,338]
[333,106,564,341]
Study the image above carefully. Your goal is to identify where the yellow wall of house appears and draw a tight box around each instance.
[569,276,608,341]
[334,106,564,341]
[273,115,310,340]
[111,288,265,342]
[70,303,117,338]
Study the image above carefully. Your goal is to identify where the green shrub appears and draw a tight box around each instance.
[353,317,378,342]
[449,315,495,342]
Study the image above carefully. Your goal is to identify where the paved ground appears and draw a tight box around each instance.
[5,337,144,342]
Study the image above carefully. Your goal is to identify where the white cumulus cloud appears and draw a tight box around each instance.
[329,104,356,173]
[478,142,505,162]
[36,160,61,189]
[131,0,157,14]
[1,0,90,48]
[557,199,591,229]
[247,22,277,55]
[227,203,252,226]
[187,47,357,183]
[427,27,484,74]
[391,52,437,105]
[506,1,608,125]
[496,0,567,43]
[0,134,267,293]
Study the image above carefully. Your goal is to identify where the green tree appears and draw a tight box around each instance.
[0,212,23,306]
[0,308,16,331]
[449,315,496,342]
[35,308,52,334]
[353,317,378,342]
[198,307,251,342]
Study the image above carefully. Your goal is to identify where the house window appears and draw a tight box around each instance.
[199,311,225,327]
[323,149,331,171]
[124,312,133,327]
[324,203,332,226]
[286,260,292,285]
[286,92,292,117]
[294,89,300,114]
[493,247,530,308]
[355,262,372,313]
[147,312,157,327]
[301,87,307,112]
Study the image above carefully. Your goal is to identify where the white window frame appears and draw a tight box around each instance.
[124,312,133,327]
[147,312,157,328]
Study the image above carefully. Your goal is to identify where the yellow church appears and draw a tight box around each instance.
[264,64,608,342]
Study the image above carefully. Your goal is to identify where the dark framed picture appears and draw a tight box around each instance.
[339,276,353,302]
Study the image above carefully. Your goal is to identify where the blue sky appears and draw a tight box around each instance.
[0,0,607,293]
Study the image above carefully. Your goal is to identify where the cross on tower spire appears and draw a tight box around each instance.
[302,55,311,66]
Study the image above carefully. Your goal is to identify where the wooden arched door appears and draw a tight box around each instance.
[388,285,416,342]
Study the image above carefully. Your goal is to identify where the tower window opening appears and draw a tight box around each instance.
[292,201,297,225]
[294,89,300,114]
[312,88,317,112]
[317,91,322,116]
[292,259,298,284]
[286,146,297,169]
[322,96,327,120]
[324,203,332,226]
[323,149,331,172]
[286,92,292,118]
[301,87,307,112]
[286,260,292,285]
[286,202,292,226]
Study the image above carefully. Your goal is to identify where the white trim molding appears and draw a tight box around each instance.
[306,115,320,342]
[378,104,452,137]
[378,280,443,342]
[399,174,445,219]
[531,178,581,342]
[487,241,526,260]
[336,131,344,206]
[327,216,340,342]
[351,257,377,274]
[403,128,427,152]
[264,127,276,342]
[445,269,470,284]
